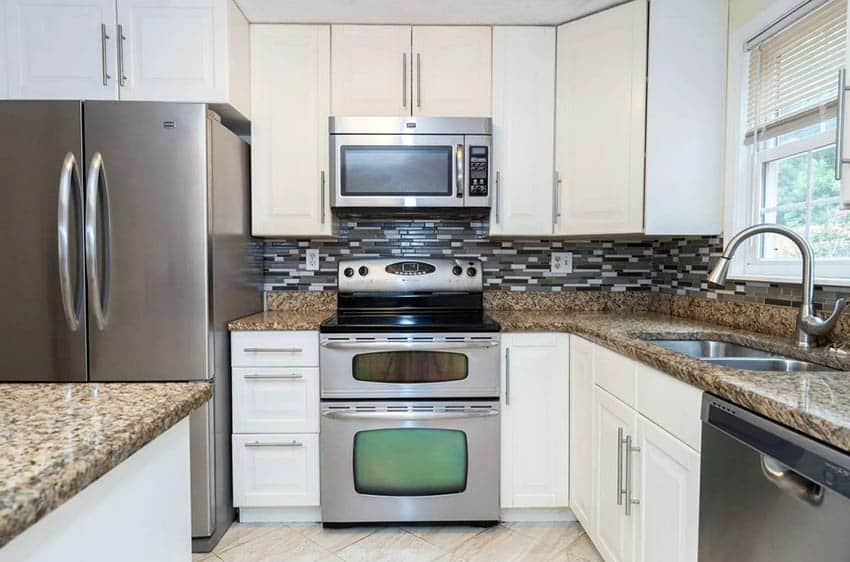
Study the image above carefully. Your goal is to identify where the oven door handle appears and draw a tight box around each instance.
[320,341,498,351]
[322,410,499,421]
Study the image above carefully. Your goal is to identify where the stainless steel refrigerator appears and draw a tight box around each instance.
[0,101,261,552]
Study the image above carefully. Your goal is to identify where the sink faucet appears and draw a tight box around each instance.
[706,224,846,348]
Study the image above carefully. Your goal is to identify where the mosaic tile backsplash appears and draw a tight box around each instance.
[262,215,849,311]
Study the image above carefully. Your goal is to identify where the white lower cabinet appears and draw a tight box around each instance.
[231,331,321,516]
[500,333,570,510]
[593,387,637,562]
[232,433,320,507]
[232,367,320,434]
[633,415,700,562]
[569,336,595,532]
[574,340,701,562]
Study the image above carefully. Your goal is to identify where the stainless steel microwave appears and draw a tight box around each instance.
[329,116,492,209]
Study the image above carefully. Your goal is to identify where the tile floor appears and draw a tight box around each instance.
[192,521,602,562]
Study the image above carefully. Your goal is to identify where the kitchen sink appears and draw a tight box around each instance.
[648,339,838,372]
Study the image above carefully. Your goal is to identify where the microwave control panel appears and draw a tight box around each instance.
[468,146,489,196]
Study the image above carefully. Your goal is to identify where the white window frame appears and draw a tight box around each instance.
[724,0,850,286]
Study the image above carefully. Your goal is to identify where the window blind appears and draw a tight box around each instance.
[746,0,846,139]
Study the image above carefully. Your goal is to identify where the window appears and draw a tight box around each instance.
[730,0,850,282]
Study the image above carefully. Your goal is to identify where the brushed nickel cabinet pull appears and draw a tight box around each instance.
[243,347,303,353]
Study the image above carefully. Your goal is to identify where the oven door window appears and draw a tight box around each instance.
[340,145,453,196]
[352,351,468,383]
[353,428,468,496]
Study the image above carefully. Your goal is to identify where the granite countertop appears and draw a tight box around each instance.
[228,309,333,331]
[491,310,850,453]
[227,304,850,454]
[0,382,211,549]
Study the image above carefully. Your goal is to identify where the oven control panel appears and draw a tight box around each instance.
[468,146,489,196]
[338,258,483,293]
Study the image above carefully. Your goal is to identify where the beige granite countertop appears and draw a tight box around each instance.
[0,382,211,549]
[227,301,850,455]
[491,310,850,453]
[228,309,333,331]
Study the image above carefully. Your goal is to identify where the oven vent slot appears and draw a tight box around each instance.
[354,405,377,412]
[355,337,376,341]
[412,336,435,341]
[387,405,409,412]
[387,337,408,341]
[470,336,494,341]
[412,405,434,412]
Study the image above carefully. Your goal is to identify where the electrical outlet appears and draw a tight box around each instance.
[305,249,320,271]
[551,252,573,274]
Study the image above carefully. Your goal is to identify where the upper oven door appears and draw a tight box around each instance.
[320,333,500,399]
[330,134,466,208]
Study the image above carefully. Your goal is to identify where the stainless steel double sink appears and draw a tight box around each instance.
[648,339,838,372]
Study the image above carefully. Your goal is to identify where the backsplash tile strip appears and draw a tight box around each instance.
[262,216,849,310]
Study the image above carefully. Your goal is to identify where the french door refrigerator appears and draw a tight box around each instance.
[0,101,260,552]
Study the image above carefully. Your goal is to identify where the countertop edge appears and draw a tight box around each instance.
[0,383,212,549]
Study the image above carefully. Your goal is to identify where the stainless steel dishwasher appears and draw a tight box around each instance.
[699,394,850,561]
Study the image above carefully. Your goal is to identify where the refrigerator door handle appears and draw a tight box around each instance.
[85,152,112,330]
[58,152,85,331]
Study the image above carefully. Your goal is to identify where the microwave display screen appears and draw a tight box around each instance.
[340,145,453,197]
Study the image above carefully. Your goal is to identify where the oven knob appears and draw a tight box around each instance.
[452,266,463,276]
[343,267,354,278]
[467,267,477,277]
[358,266,369,276]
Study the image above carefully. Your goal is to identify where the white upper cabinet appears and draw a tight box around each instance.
[500,333,570,509]
[643,0,725,235]
[2,0,248,114]
[569,336,595,535]
[330,25,411,116]
[116,0,248,114]
[4,0,119,99]
[554,0,725,236]
[329,25,491,117]
[411,26,491,117]
[490,26,556,236]
[555,0,647,235]
[250,25,332,237]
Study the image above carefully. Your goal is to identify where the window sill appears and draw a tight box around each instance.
[727,272,850,289]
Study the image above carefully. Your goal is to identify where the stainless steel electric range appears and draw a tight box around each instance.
[319,258,501,526]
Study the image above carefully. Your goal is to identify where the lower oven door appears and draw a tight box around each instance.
[320,334,500,399]
[320,401,500,524]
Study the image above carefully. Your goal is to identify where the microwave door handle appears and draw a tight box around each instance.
[322,410,498,421]
[456,144,464,199]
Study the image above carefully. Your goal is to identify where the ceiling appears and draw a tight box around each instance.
[234,0,624,25]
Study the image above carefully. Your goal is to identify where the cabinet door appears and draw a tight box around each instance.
[250,25,332,237]
[490,26,555,236]
[330,25,411,116]
[412,26,491,117]
[569,337,595,533]
[116,0,225,102]
[594,386,636,562]
[232,367,320,434]
[555,0,647,235]
[5,0,118,99]
[232,434,320,507]
[634,416,699,562]
[0,1,8,98]
[500,333,570,508]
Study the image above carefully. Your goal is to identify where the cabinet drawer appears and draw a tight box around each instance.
[233,367,319,434]
[231,331,319,367]
[636,365,702,452]
[594,345,637,407]
[232,433,320,507]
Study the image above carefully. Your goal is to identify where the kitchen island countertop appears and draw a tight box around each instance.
[0,382,211,549]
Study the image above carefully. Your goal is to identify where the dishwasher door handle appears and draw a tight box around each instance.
[761,455,824,507]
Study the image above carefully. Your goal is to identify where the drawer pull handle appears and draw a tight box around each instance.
[243,374,304,380]
[243,347,303,353]
[245,440,303,448]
